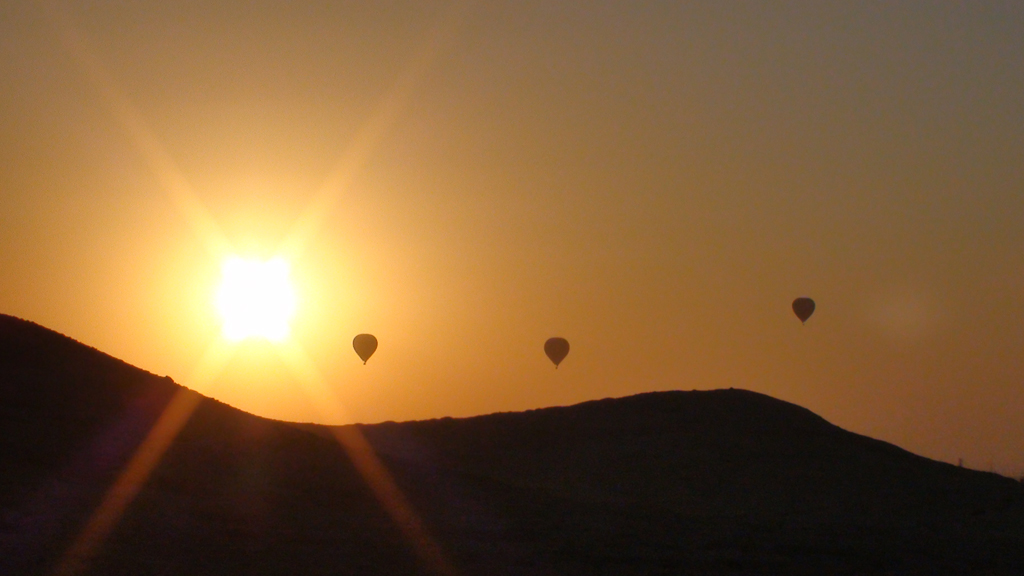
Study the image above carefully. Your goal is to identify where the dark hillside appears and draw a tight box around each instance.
[351,392,1024,573]
[2,313,1024,575]
[355,390,1022,521]
[0,316,178,507]
[0,315,422,575]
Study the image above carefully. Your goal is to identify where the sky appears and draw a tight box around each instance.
[1,1,1023,474]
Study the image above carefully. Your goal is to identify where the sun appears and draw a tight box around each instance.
[216,257,297,342]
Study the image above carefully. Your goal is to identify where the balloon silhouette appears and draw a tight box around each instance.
[544,337,570,368]
[352,334,378,364]
[792,298,815,324]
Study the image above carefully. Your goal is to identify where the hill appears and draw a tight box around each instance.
[2,313,1023,574]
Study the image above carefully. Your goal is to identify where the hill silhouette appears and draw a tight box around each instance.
[2,313,1023,575]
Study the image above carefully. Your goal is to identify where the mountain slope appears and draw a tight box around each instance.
[0,316,421,575]
[355,389,1021,520]
[2,313,1023,575]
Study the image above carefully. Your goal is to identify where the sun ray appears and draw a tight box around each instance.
[278,3,468,262]
[51,339,238,576]
[35,0,233,259]
[32,9,242,569]
[276,341,457,576]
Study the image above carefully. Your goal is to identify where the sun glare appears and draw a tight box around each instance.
[216,257,297,342]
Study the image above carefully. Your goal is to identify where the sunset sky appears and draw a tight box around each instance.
[1,2,1023,474]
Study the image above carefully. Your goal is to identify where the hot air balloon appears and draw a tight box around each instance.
[353,334,378,364]
[792,298,815,324]
[544,337,570,368]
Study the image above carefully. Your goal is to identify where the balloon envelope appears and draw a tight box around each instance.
[792,298,815,324]
[352,334,378,364]
[544,337,570,368]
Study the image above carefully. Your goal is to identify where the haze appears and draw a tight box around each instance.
[1,2,1022,475]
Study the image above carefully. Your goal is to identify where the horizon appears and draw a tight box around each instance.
[2,1,1023,476]
[3,310,1020,481]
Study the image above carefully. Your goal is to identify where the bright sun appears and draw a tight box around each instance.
[216,257,297,342]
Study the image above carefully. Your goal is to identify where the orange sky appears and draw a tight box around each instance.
[1,2,1023,475]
